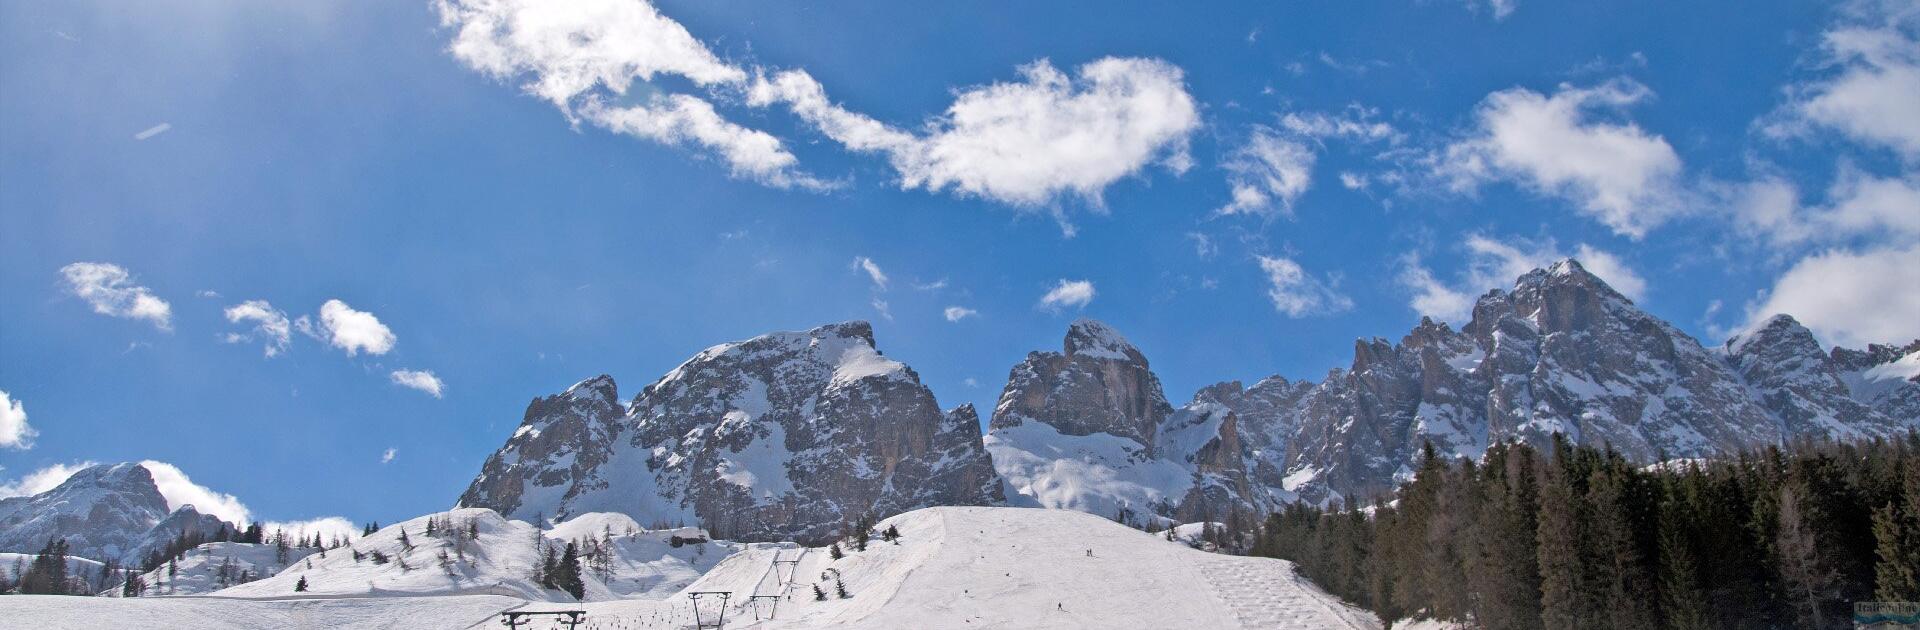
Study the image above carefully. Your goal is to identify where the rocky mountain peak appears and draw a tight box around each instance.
[0,462,228,565]
[1064,318,1147,364]
[461,321,997,543]
[562,374,620,406]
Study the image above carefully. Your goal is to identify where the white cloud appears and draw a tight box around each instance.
[381,448,397,464]
[1398,234,1648,323]
[1279,108,1401,143]
[1255,256,1353,317]
[264,516,360,543]
[1464,0,1518,20]
[1038,279,1096,311]
[1185,232,1218,258]
[869,298,893,321]
[316,299,396,356]
[434,0,824,189]
[752,58,1199,231]
[851,256,889,290]
[1435,79,1686,238]
[0,390,35,450]
[1740,244,1920,348]
[0,461,96,498]
[133,123,172,141]
[579,97,829,190]
[140,460,251,526]
[390,369,446,398]
[1731,170,1920,248]
[222,300,292,357]
[59,262,173,331]
[944,306,979,322]
[963,377,980,388]
[1768,7,1920,161]
[1217,128,1316,218]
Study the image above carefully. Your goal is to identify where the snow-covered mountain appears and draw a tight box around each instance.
[991,260,1919,517]
[0,463,236,565]
[986,319,1271,523]
[459,321,1001,544]
[1254,259,1920,505]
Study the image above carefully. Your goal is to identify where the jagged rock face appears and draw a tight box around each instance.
[988,319,1266,523]
[1278,260,1878,505]
[1724,315,1912,440]
[0,463,231,564]
[457,376,625,521]
[989,319,1173,451]
[1175,378,1314,513]
[458,322,1000,544]
[1831,340,1920,422]
[121,505,233,566]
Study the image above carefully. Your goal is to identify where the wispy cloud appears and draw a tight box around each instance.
[222,300,292,357]
[1255,256,1353,317]
[390,369,445,398]
[943,306,978,322]
[133,123,172,141]
[1038,279,1096,311]
[851,256,890,290]
[59,262,173,331]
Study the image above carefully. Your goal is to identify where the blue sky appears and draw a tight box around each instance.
[2,0,1917,532]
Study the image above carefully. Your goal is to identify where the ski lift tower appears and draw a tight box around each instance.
[773,557,802,597]
[749,594,782,620]
[688,591,732,630]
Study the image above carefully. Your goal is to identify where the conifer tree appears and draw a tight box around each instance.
[555,542,585,600]
[829,543,844,560]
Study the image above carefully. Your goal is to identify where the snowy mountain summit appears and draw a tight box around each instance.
[459,321,1000,543]
[0,463,235,565]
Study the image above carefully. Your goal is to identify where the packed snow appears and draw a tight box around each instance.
[7,506,1380,629]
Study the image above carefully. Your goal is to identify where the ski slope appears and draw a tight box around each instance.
[5,506,1379,629]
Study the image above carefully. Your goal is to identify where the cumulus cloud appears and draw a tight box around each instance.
[1435,79,1686,238]
[264,516,360,543]
[1730,170,1920,248]
[0,390,35,450]
[752,59,1198,232]
[1216,128,1316,217]
[222,300,292,357]
[439,0,1200,210]
[0,461,96,498]
[434,0,823,189]
[59,262,173,330]
[314,299,396,356]
[1767,5,1920,161]
[943,306,979,322]
[1739,245,1920,348]
[1038,279,1096,311]
[851,256,890,290]
[390,369,446,398]
[140,460,252,525]
[1398,234,1648,323]
[1255,256,1353,317]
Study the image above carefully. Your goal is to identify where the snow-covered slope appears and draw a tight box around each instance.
[214,508,740,603]
[460,321,1001,544]
[107,541,320,597]
[529,506,1380,629]
[8,506,1381,629]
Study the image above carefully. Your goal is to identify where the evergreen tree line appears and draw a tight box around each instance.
[1251,434,1920,629]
